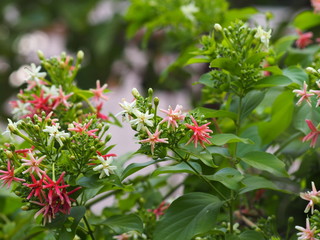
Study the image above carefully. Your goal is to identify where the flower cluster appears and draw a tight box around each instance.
[118,88,213,157]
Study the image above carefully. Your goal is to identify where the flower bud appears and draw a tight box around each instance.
[33,125,40,131]
[5,151,13,159]
[105,133,112,142]
[37,50,45,60]
[132,88,140,98]
[70,155,76,161]
[77,50,84,60]
[214,23,222,31]
[154,97,159,107]
[90,146,96,152]
[14,191,21,196]
[21,205,29,211]
[148,88,153,98]
[8,124,17,133]
[306,67,317,73]
[104,124,110,131]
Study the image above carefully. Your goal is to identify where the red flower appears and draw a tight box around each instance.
[148,201,170,219]
[42,172,70,205]
[23,174,46,201]
[28,90,53,115]
[303,119,320,148]
[185,116,213,148]
[296,30,313,49]
[0,161,25,188]
[68,119,99,138]
[96,102,109,120]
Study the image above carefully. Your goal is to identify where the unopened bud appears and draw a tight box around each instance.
[306,67,317,74]
[154,97,159,107]
[77,50,84,60]
[5,151,13,159]
[33,125,40,131]
[37,50,45,60]
[104,124,110,131]
[14,191,21,196]
[76,102,83,108]
[132,88,140,98]
[21,206,29,211]
[70,155,76,161]
[105,133,112,142]
[265,11,274,21]
[90,146,96,152]
[214,23,222,31]
[148,88,153,98]
[8,124,17,133]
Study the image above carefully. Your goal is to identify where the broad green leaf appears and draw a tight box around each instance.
[239,230,265,240]
[194,107,237,120]
[152,162,202,177]
[198,73,213,87]
[224,7,258,24]
[283,66,308,85]
[154,193,223,240]
[241,151,288,177]
[236,126,261,157]
[273,35,297,55]
[239,175,280,194]
[293,10,320,30]
[180,145,218,168]
[285,46,320,67]
[255,75,292,88]
[205,168,244,190]
[294,103,320,134]
[239,90,265,120]
[77,175,100,188]
[210,58,239,75]
[258,90,294,143]
[210,133,253,146]
[101,214,143,233]
[121,160,155,180]
[69,206,86,236]
[246,52,268,65]
[263,66,282,75]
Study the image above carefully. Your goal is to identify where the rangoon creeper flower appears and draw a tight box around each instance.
[303,120,320,148]
[296,30,313,49]
[180,2,199,22]
[52,86,73,109]
[159,105,185,129]
[293,82,314,106]
[117,99,137,122]
[11,100,31,119]
[0,161,25,188]
[139,127,168,154]
[2,119,22,138]
[130,109,154,131]
[93,155,117,178]
[254,26,272,48]
[21,152,46,178]
[311,0,320,13]
[185,116,212,148]
[68,119,99,138]
[24,63,47,90]
[43,123,70,147]
[295,218,318,240]
[90,80,109,103]
[300,181,320,214]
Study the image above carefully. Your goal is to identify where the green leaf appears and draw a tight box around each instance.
[236,126,261,157]
[121,160,155,180]
[152,162,202,177]
[194,107,237,120]
[239,230,265,240]
[154,193,223,240]
[198,73,213,87]
[258,90,294,143]
[255,75,292,88]
[283,66,308,85]
[285,46,320,67]
[263,66,283,75]
[101,214,143,233]
[246,52,268,65]
[239,90,265,120]
[180,145,218,168]
[210,58,239,74]
[239,175,280,194]
[210,134,253,146]
[294,103,320,134]
[205,168,244,190]
[273,35,297,55]
[186,57,210,65]
[241,151,288,177]
[293,10,320,30]
[76,175,100,188]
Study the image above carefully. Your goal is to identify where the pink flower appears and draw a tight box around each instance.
[68,119,99,138]
[185,116,212,148]
[311,0,320,13]
[21,152,46,178]
[32,198,56,225]
[293,82,314,106]
[139,127,168,154]
[0,161,25,188]
[296,30,313,49]
[23,174,46,201]
[303,120,320,148]
[159,105,185,129]
[90,80,109,103]
[295,218,318,240]
[96,102,109,120]
[52,86,73,109]
[148,201,170,219]
[42,172,69,205]
[310,82,320,107]
[300,181,320,214]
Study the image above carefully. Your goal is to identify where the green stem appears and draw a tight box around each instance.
[85,190,120,209]
[83,215,95,240]
[274,132,302,156]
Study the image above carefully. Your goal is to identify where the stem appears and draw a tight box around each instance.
[274,132,302,156]
[229,191,234,234]
[83,215,95,240]
[85,190,120,209]
[163,182,184,200]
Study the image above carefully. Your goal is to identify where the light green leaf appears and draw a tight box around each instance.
[241,151,288,177]
[263,66,283,75]
[121,160,155,180]
[239,175,280,194]
[194,107,237,120]
[186,57,210,65]
[152,162,202,177]
[205,168,244,190]
[101,214,143,233]
[210,134,253,146]
[294,103,320,134]
[255,75,292,88]
[273,35,297,55]
[154,193,223,240]
[283,66,308,85]
[198,73,213,87]
[180,145,218,168]
[210,58,239,74]
[293,10,320,30]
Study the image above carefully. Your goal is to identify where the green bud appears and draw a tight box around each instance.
[43,62,51,69]
[104,124,110,131]
[76,102,83,108]
[5,151,13,159]
[214,23,222,31]
[154,97,159,107]
[148,88,153,98]
[77,50,84,60]
[90,146,96,152]
[105,134,112,142]
[70,155,76,161]
[15,191,21,196]
[132,88,140,98]
[288,216,294,223]
[76,110,83,115]
[21,205,29,211]
[33,125,40,131]
[265,11,274,21]
[37,50,45,60]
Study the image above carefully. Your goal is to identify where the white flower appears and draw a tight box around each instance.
[214,23,222,32]
[254,26,272,48]
[43,123,70,147]
[180,2,199,22]
[42,85,60,98]
[93,156,117,178]
[130,109,154,131]
[24,63,46,81]
[12,101,31,119]
[2,119,21,138]
[116,99,137,122]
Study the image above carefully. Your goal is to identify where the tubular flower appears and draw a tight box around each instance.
[130,109,154,131]
[42,172,70,205]
[117,99,137,122]
[93,155,117,178]
[159,105,185,129]
[254,26,272,48]
[295,218,318,240]
[21,152,46,178]
[23,174,46,201]
[293,82,314,106]
[139,127,168,154]
[0,161,25,188]
[90,80,109,103]
[148,201,170,219]
[300,181,320,214]
[96,102,109,120]
[296,30,313,49]
[68,119,99,138]
[43,123,70,147]
[185,116,212,148]
[303,120,320,148]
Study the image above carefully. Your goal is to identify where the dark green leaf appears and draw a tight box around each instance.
[101,214,143,233]
[180,145,218,168]
[210,134,253,146]
[239,230,265,240]
[239,90,265,120]
[152,162,202,177]
[205,168,244,190]
[121,160,155,180]
[273,35,297,55]
[239,175,280,194]
[154,193,223,240]
[241,151,288,177]
[194,107,237,120]
[210,58,239,74]
[283,66,308,85]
